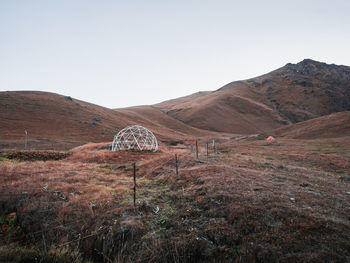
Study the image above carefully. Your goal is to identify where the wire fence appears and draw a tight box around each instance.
[0,143,218,197]
[0,141,223,247]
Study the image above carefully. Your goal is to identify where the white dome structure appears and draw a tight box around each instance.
[111,125,158,152]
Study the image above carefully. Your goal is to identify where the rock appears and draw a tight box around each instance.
[42,184,49,191]
[93,117,101,122]
[153,206,160,214]
[254,134,268,140]
[99,144,112,150]
[111,192,118,198]
[267,221,282,227]
[53,190,68,201]
[89,201,98,207]
[64,96,73,101]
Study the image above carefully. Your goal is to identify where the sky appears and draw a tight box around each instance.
[1,0,349,108]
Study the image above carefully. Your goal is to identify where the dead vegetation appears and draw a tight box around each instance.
[5,151,71,161]
[0,137,350,262]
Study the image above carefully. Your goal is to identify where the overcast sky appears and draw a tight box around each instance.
[1,0,349,108]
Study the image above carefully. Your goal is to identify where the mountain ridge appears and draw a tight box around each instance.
[1,59,349,149]
[156,58,350,133]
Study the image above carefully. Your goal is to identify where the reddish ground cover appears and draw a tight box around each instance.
[0,137,349,262]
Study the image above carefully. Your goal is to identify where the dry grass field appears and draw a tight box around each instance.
[1,60,350,261]
[1,136,349,262]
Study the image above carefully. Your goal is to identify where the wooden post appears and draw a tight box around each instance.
[206,141,209,159]
[24,130,28,149]
[175,154,179,178]
[195,139,198,159]
[133,163,136,207]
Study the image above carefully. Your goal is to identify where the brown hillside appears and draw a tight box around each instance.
[0,91,216,150]
[275,111,350,139]
[156,59,350,133]
[156,88,287,134]
[114,105,218,140]
[1,59,349,149]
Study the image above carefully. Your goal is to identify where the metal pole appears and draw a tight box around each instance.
[133,163,136,207]
[175,154,178,178]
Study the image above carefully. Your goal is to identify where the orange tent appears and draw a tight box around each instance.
[267,136,275,141]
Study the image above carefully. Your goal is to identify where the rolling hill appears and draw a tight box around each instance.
[0,91,216,150]
[1,59,349,150]
[275,111,350,139]
[156,59,350,133]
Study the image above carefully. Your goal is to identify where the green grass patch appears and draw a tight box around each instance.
[0,152,9,162]
[0,213,22,236]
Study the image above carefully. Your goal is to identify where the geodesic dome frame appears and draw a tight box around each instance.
[111,125,158,152]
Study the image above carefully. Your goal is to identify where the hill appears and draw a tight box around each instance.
[156,59,350,133]
[1,59,350,149]
[275,111,350,139]
[0,91,215,150]
[1,61,350,261]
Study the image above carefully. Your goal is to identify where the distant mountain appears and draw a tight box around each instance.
[156,59,350,133]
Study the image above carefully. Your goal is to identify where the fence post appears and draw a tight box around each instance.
[133,163,136,207]
[175,154,179,178]
[196,139,198,159]
[206,141,209,159]
[24,130,28,149]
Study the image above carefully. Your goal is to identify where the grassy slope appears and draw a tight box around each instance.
[0,91,217,150]
[0,137,349,262]
[156,59,350,134]
[274,111,350,139]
